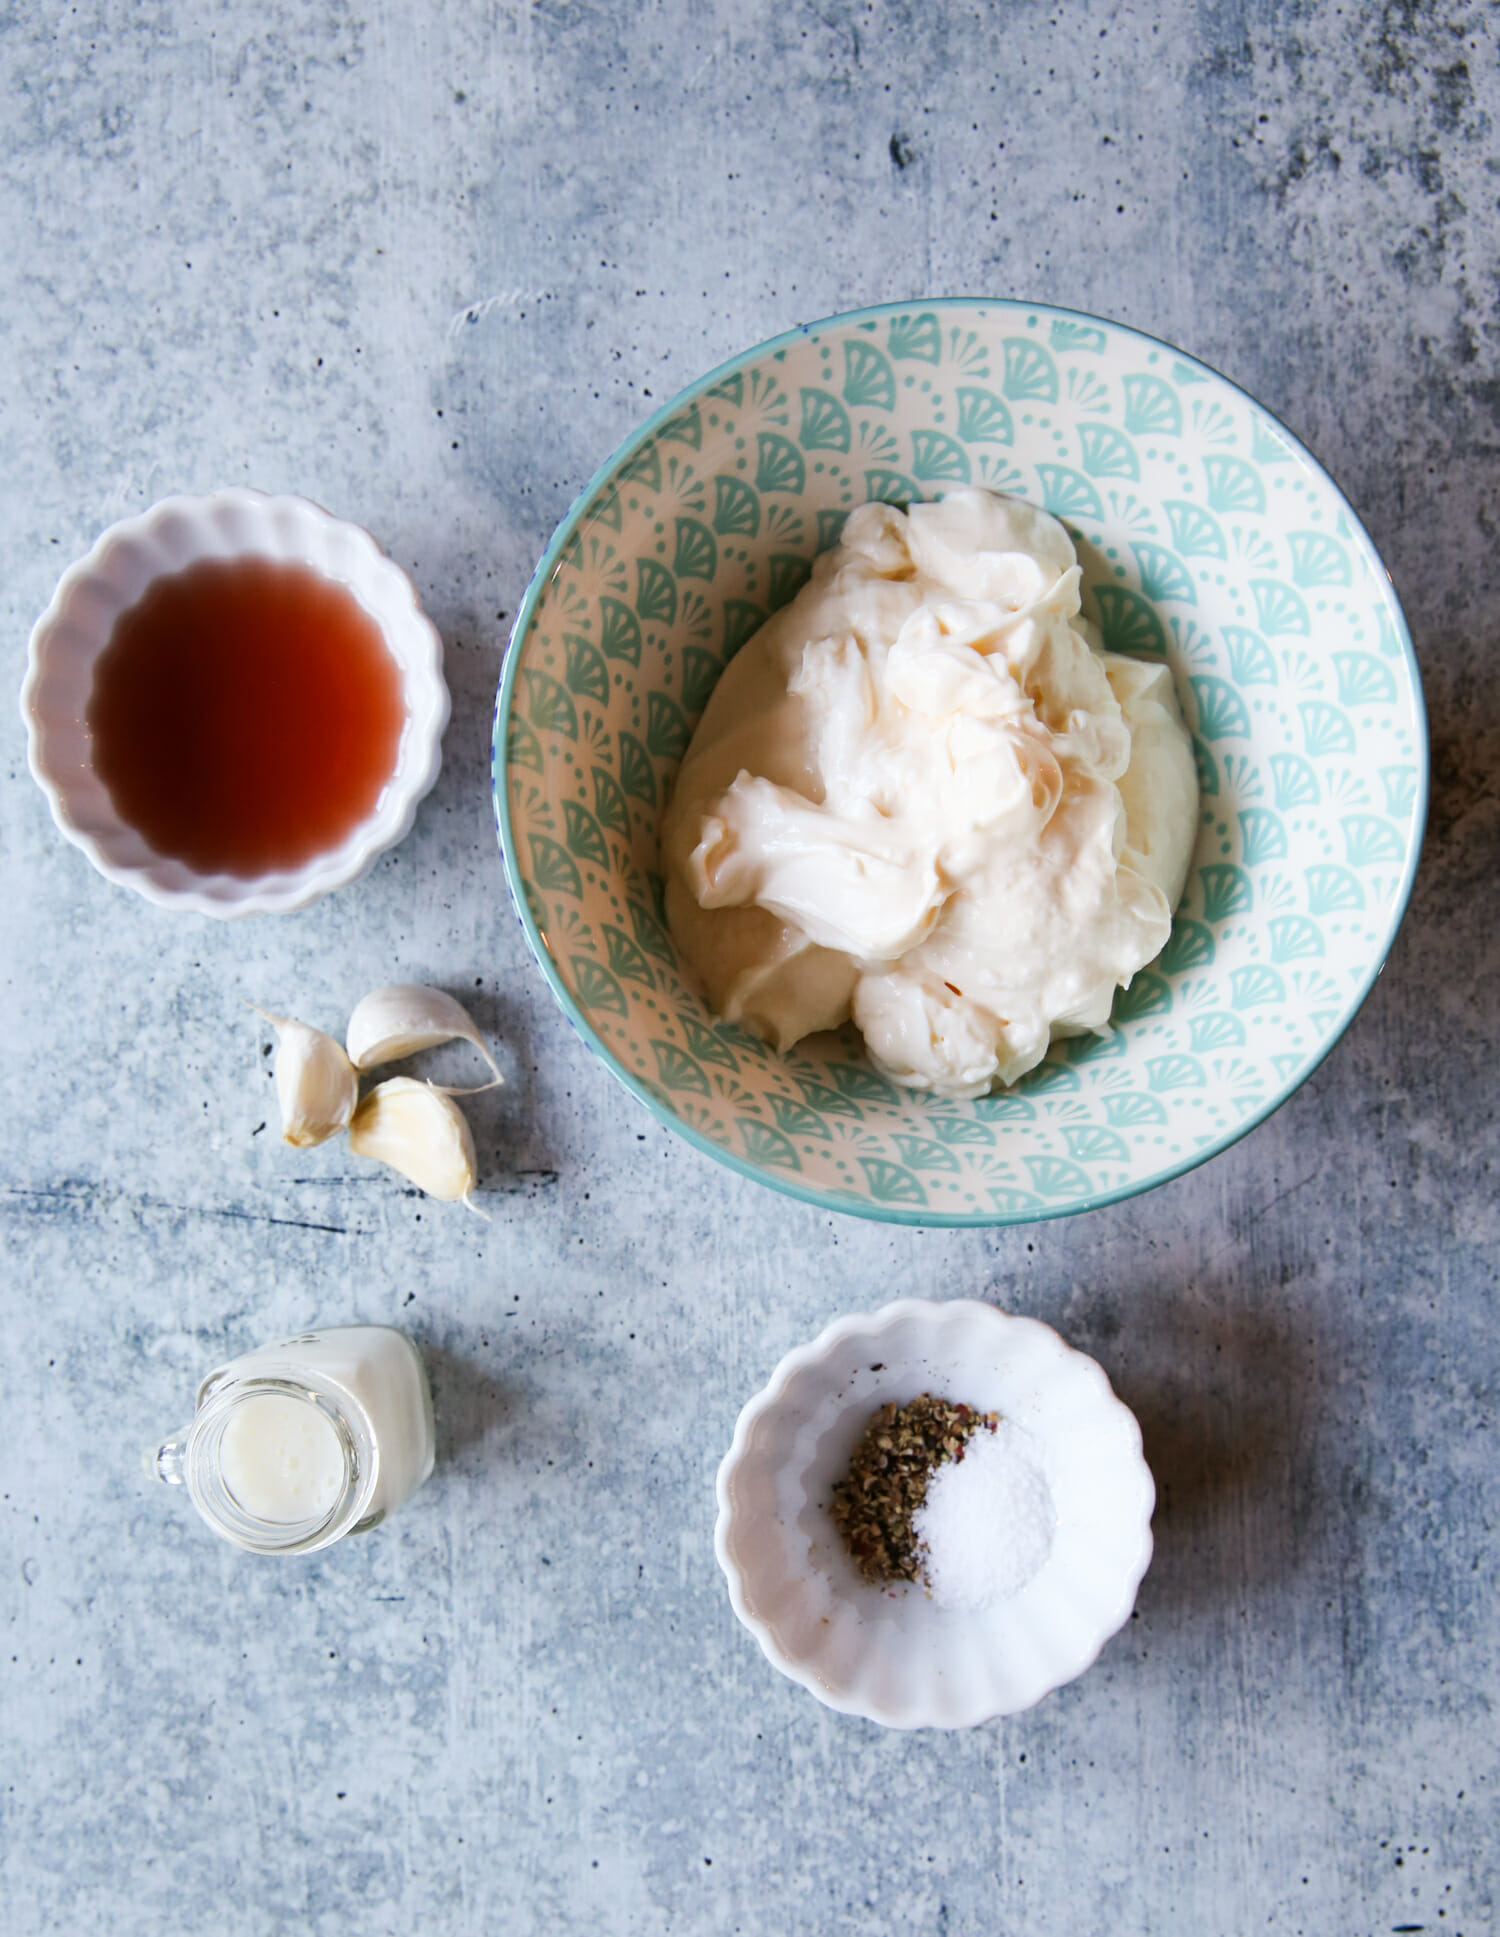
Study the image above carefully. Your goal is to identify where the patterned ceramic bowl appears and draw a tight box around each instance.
[22,489,449,917]
[714,1299,1154,1728]
[494,300,1426,1224]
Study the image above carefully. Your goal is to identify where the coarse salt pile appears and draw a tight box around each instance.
[912,1418,1056,1612]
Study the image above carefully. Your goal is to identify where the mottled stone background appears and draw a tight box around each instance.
[2,2,1496,1932]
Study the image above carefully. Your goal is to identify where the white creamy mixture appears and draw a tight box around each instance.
[663,488,1198,1097]
[219,1393,347,1525]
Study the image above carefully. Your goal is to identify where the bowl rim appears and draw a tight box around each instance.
[493,295,1430,1226]
[21,486,450,918]
[712,1296,1155,1727]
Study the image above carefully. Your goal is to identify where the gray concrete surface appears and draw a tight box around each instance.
[2,2,1497,1931]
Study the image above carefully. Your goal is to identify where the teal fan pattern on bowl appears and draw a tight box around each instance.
[494,300,1426,1225]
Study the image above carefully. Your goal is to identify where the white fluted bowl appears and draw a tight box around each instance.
[20,489,449,916]
[714,1299,1154,1728]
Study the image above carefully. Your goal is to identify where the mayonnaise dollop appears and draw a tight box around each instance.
[663,488,1198,1098]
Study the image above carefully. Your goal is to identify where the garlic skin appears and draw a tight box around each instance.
[348,1077,480,1207]
[345,984,503,1092]
[257,1011,358,1148]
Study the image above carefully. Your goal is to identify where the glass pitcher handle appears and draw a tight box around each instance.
[149,1430,192,1485]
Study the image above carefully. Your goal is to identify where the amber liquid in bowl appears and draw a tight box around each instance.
[86,558,406,878]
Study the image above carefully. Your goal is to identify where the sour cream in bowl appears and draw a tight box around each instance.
[494,299,1426,1224]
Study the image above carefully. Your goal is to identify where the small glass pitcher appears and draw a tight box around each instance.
[151,1326,435,1557]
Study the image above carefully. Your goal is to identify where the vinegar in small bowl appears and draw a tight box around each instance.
[86,557,406,879]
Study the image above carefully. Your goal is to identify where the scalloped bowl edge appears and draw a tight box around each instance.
[714,1298,1155,1728]
[21,488,450,917]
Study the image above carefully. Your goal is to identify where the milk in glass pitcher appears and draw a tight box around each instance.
[151,1326,435,1556]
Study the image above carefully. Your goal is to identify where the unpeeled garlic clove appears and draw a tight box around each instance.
[348,1076,483,1211]
[255,1010,359,1149]
[345,984,503,1093]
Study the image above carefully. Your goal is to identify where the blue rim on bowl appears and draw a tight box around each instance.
[493,298,1428,1225]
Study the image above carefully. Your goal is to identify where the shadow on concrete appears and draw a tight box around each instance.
[420,1342,518,1469]
[464,982,565,1205]
[1094,1280,1326,1617]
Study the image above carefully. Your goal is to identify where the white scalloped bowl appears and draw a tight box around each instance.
[715,1299,1154,1728]
[20,489,449,916]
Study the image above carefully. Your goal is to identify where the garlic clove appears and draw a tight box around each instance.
[255,1009,359,1149]
[345,984,503,1093]
[348,1076,483,1212]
